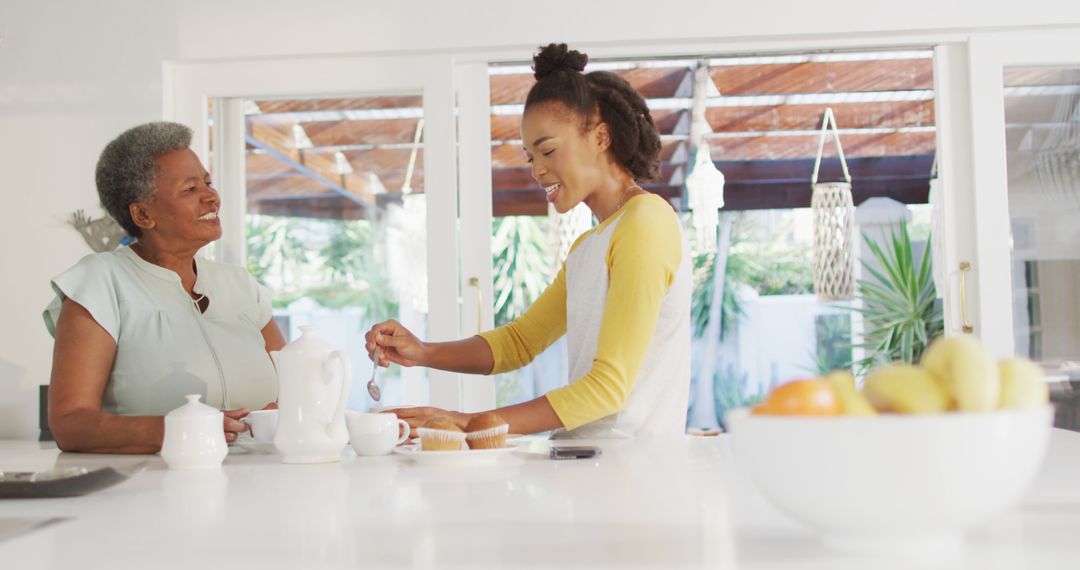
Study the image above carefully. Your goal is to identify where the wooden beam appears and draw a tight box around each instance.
[487,173,930,216]
[710,58,933,96]
[705,100,934,132]
[247,117,376,208]
[493,131,935,167]
[722,178,931,210]
[706,131,936,161]
[713,154,935,183]
[489,66,691,106]
[1003,68,1080,88]
[491,186,682,217]
[248,196,367,220]
[490,154,934,190]
[245,132,372,212]
[254,96,423,114]
[302,118,422,146]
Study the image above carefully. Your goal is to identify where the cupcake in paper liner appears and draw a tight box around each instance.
[465,413,510,449]
[418,416,466,451]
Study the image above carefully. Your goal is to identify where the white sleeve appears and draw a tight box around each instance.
[43,254,121,341]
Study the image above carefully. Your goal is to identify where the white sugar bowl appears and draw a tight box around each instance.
[161,394,228,470]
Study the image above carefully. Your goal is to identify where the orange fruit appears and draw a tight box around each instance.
[752,379,841,416]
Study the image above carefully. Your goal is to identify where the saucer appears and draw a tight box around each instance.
[392,442,522,466]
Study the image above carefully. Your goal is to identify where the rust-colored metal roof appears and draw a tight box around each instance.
[243,52,943,218]
[254,96,422,113]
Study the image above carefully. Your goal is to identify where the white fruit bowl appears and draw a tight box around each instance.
[725,405,1054,553]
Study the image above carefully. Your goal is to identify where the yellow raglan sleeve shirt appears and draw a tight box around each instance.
[479,195,683,431]
[477,260,570,373]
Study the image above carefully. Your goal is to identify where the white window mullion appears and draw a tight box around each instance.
[456,61,497,412]
[423,55,464,410]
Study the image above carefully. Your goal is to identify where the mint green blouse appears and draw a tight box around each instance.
[43,246,278,416]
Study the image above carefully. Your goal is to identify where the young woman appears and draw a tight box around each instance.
[366,44,691,439]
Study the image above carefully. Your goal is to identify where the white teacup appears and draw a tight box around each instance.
[242,409,279,443]
[346,412,410,456]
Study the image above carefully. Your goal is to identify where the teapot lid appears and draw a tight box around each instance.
[278,325,334,355]
[166,394,220,417]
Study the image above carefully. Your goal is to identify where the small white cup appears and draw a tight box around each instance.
[346,412,410,456]
[242,409,279,443]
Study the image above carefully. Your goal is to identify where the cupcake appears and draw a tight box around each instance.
[465,412,510,449]
[417,416,466,451]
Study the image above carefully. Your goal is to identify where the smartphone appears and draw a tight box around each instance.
[549,445,601,460]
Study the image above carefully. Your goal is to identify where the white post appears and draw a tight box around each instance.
[422,55,463,410]
[211,98,247,266]
[457,61,497,412]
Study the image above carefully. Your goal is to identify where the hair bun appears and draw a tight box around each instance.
[532,43,588,80]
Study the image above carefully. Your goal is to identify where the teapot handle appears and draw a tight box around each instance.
[325,350,352,434]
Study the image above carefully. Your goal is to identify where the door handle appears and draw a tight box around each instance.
[959,262,974,333]
[468,277,483,333]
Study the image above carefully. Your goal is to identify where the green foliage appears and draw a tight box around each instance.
[691,214,814,340]
[246,216,308,289]
[847,224,944,372]
[806,313,853,375]
[491,216,552,327]
[316,221,397,319]
[494,373,521,408]
[245,215,397,320]
[713,364,772,429]
[488,216,558,407]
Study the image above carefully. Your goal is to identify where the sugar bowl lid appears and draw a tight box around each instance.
[166,394,220,417]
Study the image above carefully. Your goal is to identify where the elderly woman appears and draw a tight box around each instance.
[43,122,283,454]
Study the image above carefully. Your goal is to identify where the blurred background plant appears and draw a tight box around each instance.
[714,363,773,430]
[847,223,944,373]
[491,216,552,406]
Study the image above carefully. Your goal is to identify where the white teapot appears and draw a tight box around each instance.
[271,326,352,463]
[161,394,228,469]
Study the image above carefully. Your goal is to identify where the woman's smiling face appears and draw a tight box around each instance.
[521,102,609,213]
[134,148,222,247]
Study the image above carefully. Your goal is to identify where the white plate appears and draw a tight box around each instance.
[392,442,522,466]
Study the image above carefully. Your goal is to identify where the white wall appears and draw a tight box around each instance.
[2,0,1080,438]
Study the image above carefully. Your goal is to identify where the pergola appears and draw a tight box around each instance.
[240,51,946,220]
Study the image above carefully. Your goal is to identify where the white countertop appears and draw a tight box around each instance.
[2,432,1080,569]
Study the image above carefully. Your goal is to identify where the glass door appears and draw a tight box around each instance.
[1001,66,1080,366]
[947,27,1080,428]
[165,54,462,409]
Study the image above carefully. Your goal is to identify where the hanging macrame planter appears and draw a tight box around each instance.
[810,107,855,301]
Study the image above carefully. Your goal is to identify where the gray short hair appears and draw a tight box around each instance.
[95,122,194,238]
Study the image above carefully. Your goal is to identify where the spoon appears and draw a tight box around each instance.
[367,344,382,401]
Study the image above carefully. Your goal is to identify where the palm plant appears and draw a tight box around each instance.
[314,219,398,318]
[491,216,551,327]
[848,224,944,372]
[490,215,555,407]
[246,215,308,295]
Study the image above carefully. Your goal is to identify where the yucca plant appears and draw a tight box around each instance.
[849,223,944,373]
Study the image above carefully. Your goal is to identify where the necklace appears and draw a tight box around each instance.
[614,183,643,214]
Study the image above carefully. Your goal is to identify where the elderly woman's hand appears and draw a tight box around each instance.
[223,407,250,443]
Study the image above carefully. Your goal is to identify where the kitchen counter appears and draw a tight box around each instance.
[1,432,1079,569]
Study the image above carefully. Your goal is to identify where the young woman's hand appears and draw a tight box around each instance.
[384,407,471,433]
[364,320,426,368]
